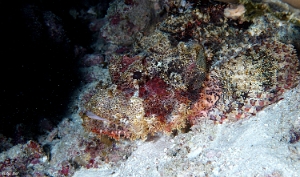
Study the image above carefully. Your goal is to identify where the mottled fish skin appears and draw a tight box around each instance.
[81,1,300,140]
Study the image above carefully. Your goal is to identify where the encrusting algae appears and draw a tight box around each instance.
[81,0,300,140]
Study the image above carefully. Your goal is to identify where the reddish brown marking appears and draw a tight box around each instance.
[244,107,251,112]
[235,113,243,119]
[259,100,265,107]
